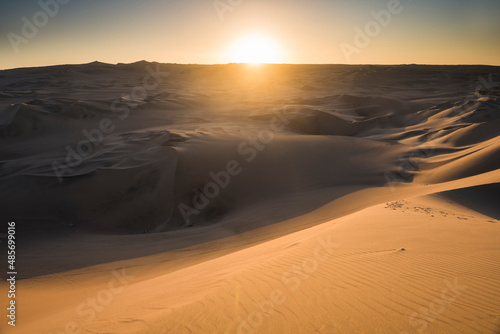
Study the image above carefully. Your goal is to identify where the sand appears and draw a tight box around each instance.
[0,62,499,333]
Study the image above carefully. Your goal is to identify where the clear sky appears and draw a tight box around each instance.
[1,0,499,69]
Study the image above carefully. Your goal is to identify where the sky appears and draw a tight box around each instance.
[1,0,499,69]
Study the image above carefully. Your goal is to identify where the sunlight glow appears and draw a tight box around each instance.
[227,34,283,64]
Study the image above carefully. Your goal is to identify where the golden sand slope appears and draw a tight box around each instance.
[7,186,499,334]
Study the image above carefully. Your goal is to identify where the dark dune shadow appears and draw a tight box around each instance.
[439,183,500,220]
[13,184,368,279]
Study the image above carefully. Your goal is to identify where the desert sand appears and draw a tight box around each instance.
[0,62,499,333]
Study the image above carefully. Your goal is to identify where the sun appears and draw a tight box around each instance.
[227,34,283,65]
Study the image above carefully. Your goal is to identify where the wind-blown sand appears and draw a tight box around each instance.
[0,63,499,333]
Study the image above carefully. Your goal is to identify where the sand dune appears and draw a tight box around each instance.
[0,63,499,333]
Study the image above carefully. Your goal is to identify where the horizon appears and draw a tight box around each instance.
[2,60,500,72]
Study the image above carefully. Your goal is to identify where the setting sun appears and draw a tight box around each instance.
[227,34,283,64]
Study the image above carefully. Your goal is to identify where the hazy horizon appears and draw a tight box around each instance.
[3,60,500,72]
